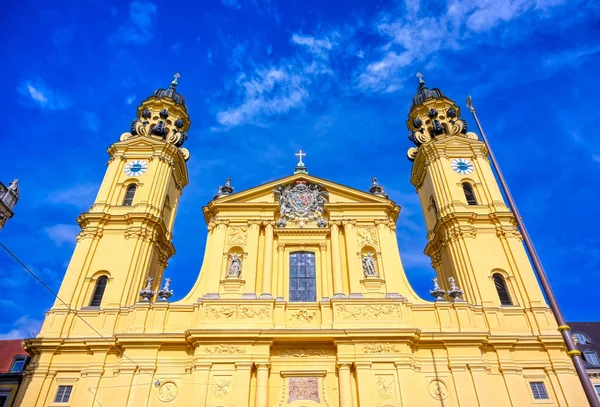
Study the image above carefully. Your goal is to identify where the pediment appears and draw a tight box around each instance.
[204,173,400,224]
[213,174,392,205]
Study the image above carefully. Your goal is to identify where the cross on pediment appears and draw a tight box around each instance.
[295,150,306,164]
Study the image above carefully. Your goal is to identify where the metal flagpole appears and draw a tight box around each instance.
[466,95,600,407]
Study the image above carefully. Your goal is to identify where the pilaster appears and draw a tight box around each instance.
[330,221,344,297]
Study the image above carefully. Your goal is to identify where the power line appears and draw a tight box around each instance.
[0,242,163,386]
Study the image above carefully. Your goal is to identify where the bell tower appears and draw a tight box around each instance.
[52,75,191,311]
[407,75,546,308]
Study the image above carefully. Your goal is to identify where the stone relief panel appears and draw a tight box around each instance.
[375,375,396,400]
[226,226,248,248]
[204,305,271,320]
[357,225,378,248]
[157,381,177,402]
[273,348,332,358]
[274,375,335,407]
[287,309,317,325]
[335,304,401,320]
[362,343,401,354]
[288,377,320,403]
[428,379,448,400]
[212,375,233,400]
[204,344,246,354]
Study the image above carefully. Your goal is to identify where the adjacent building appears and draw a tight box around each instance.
[0,180,19,230]
[14,77,590,406]
[0,340,30,407]
[570,322,600,399]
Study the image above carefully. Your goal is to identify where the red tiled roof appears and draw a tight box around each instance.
[0,339,29,373]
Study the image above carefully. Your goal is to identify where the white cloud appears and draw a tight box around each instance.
[113,1,158,44]
[16,80,71,110]
[46,183,99,208]
[216,67,309,128]
[44,224,80,246]
[357,0,568,93]
[291,34,334,59]
[126,95,136,105]
[0,315,43,340]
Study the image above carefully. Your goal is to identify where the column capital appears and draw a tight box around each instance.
[255,363,271,370]
[336,362,352,370]
[374,219,389,226]
[319,242,327,251]
[247,219,262,226]
[342,219,357,227]
[262,220,275,228]
[329,220,342,227]
[277,242,285,251]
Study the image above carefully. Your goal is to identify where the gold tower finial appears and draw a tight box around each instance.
[171,73,181,87]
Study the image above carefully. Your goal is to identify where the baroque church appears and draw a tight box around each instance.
[15,76,588,406]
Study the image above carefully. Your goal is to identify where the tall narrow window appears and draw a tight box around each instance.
[430,197,438,220]
[123,184,136,206]
[54,385,73,403]
[493,274,512,305]
[462,182,478,205]
[90,276,108,307]
[163,196,172,226]
[529,382,549,400]
[289,251,316,302]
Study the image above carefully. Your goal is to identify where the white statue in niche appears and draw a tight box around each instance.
[227,253,242,278]
[362,252,378,277]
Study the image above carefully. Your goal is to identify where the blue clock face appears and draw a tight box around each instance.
[124,160,148,176]
[451,158,474,175]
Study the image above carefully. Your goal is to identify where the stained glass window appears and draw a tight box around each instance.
[289,252,316,302]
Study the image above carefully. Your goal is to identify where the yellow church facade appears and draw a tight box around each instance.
[15,77,588,406]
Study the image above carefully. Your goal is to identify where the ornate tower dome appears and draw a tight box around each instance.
[119,73,191,161]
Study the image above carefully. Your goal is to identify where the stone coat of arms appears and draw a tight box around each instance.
[274,180,328,227]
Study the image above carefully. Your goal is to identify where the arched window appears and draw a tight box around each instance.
[123,184,136,206]
[573,332,592,345]
[90,276,108,307]
[493,274,512,305]
[462,182,478,205]
[289,251,316,302]
[430,196,438,220]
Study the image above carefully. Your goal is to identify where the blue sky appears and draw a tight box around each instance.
[1,0,599,338]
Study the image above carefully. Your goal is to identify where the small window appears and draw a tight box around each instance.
[493,274,512,305]
[90,276,108,307]
[529,382,549,400]
[10,358,26,372]
[584,351,600,366]
[54,385,73,403]
[573,332,591,345]
[123,184,136,206]
[462,183,478,205]
[595,384,600,399]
